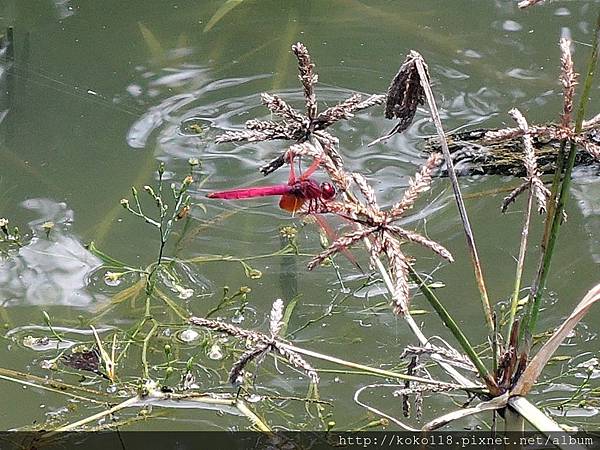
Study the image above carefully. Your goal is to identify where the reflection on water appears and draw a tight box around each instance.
[50,0,74,20]
[0,199,104,307]
[572,170,600,263]
[126,65,213,149]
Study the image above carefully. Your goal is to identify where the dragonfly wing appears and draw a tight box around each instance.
[313,214,363,272]
[279,194,304,213]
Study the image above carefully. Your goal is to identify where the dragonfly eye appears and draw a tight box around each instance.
[320,182,336,200]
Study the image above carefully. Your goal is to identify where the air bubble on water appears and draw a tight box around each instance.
[106,385,118,394]
[231,313,245,324]
[356,320,372,328]
[104,277,121,287]
[208,344,223,360]
[247,394,262,403]
[502,20,522,32]
[177,287,194,300]
[178,329,200,343]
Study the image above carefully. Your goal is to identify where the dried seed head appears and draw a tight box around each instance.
[390,152,442,217]
[269,299,285,338]
[228,344,269,386]
[189,317,264,342]
[261,93,305,123]
[582,140,600,160]
[583,113,600,130]
[559,38,577,129]
[313,93,362,130]
[351,172,378,209]
[307,227,373,271]
[383,236,411,315]
[292,42,318,120]
[509,108,537,177]
[387,225,453,262]
[501,108,550,213]
[384,51,427,131]
[273,341,319,384]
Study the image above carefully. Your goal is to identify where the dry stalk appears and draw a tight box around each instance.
[410,51,494,331]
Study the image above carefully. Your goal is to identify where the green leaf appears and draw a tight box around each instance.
[87,241,128,268]
[204,0,245,33]
[138,22,164,60]
[280,295,300,337]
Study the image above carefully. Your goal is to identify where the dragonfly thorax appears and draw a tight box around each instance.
[290,179,335,201]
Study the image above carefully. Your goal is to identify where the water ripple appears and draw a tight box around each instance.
[0,199,104,308]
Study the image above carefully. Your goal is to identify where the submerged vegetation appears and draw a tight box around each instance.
[1,1,600,444]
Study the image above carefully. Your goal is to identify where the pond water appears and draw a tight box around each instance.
[0,0,599,432]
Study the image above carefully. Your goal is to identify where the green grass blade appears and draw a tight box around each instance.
[409,267,497,393]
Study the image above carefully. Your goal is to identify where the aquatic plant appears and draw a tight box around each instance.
[196,9,600,434]
[1,2,600,441]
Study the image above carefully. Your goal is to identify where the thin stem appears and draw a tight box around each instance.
[278,342,484,393]
[235,399,271,431]
[142,320,159,379]
[0,366,111,400]
[525,13,600,337]
[507,184,534,340]
[409,267,499,395]
[43,391,258,434]
[45,396,141,434]
[553,371,591,409]
[414,56,494,331]
[0,373,101,404]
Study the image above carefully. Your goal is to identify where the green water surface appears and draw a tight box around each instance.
[0,0,599,432]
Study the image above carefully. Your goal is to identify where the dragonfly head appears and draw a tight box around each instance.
[320,182,336,200]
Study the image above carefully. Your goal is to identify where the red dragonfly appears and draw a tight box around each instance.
[208,156,362,270]
[207,157,335,214]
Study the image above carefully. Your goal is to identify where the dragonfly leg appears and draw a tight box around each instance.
[286,152,297,184]
[317,197,326,212]
[302,156,322,180]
